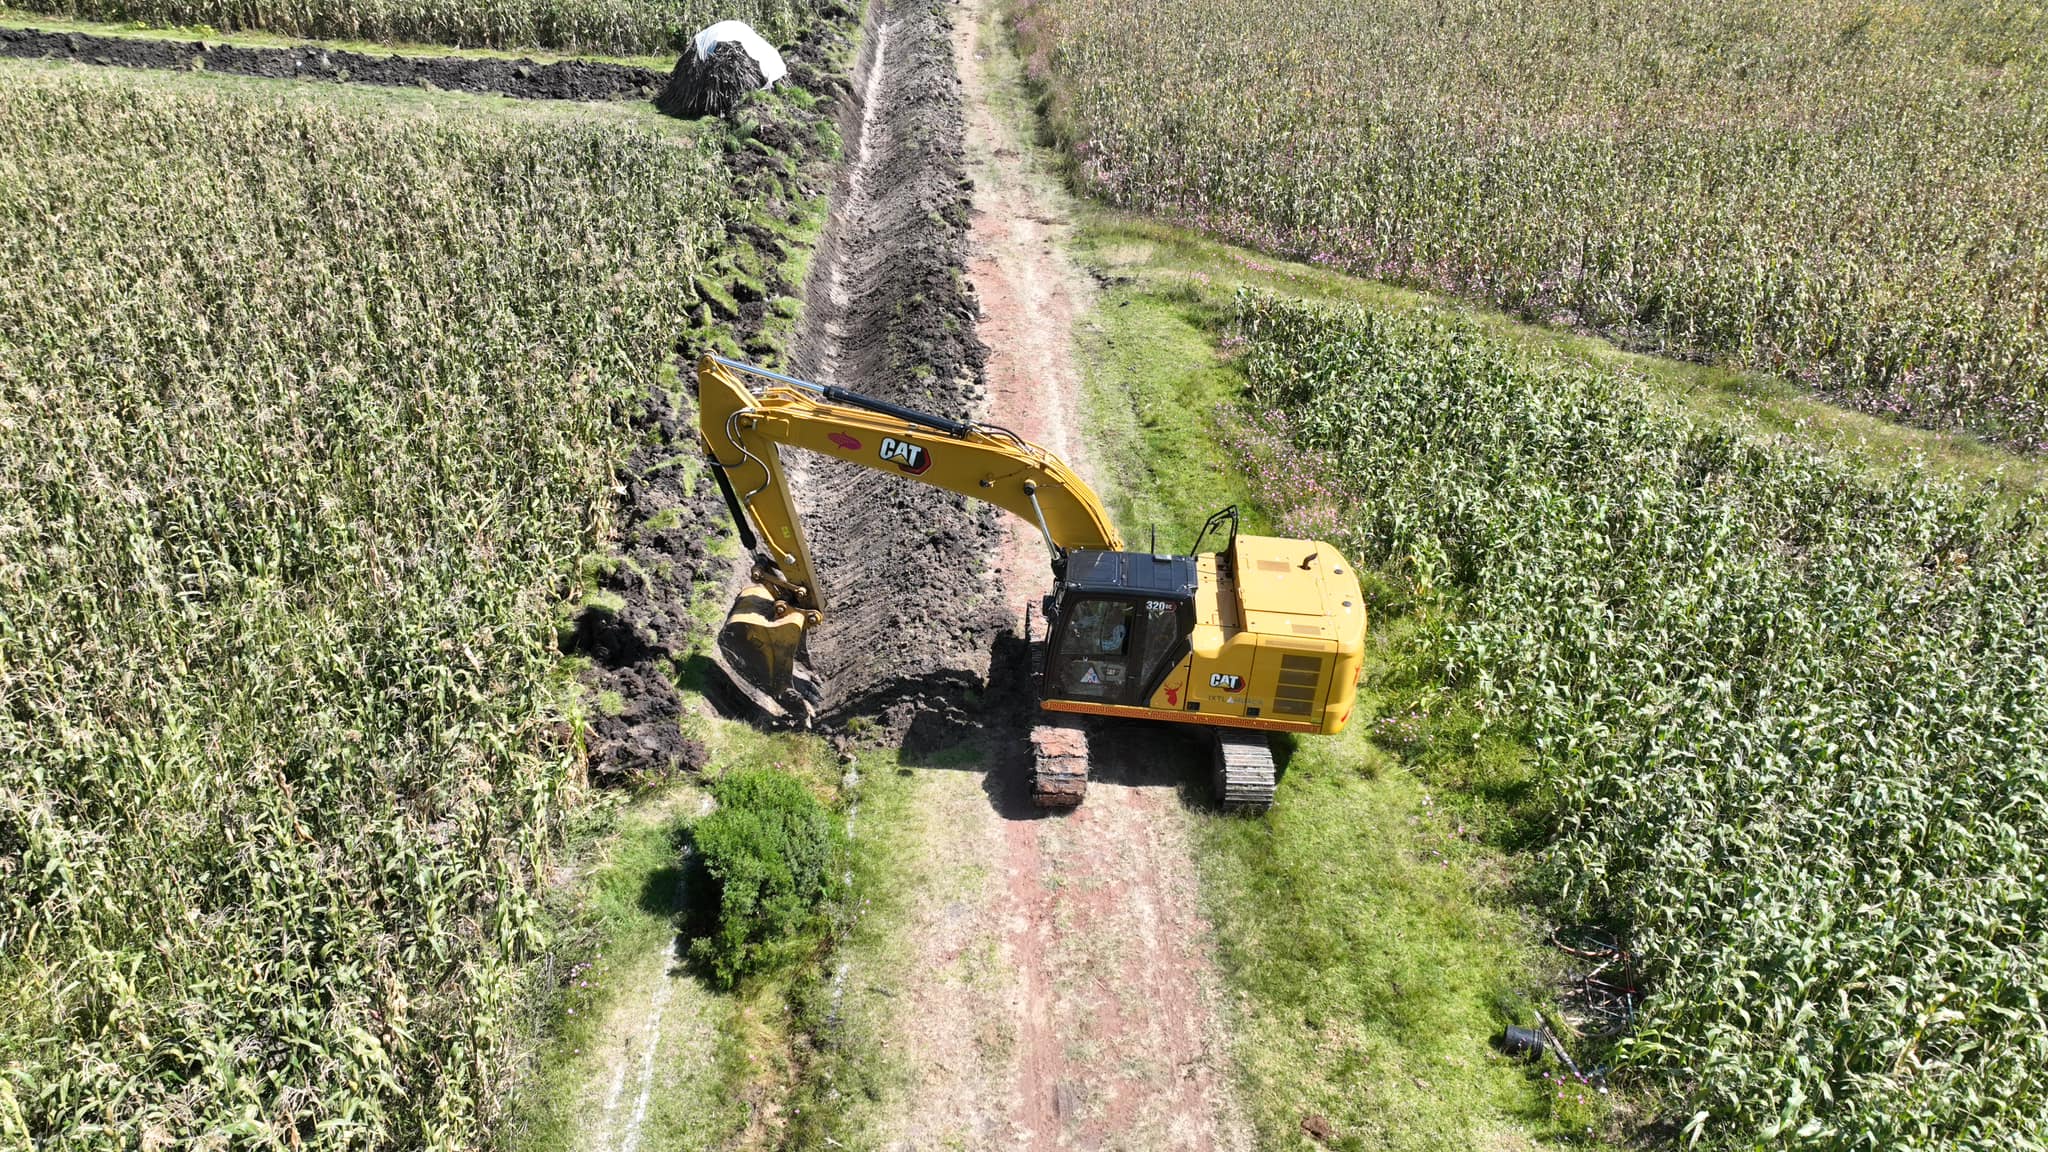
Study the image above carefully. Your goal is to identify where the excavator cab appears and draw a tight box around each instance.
[1040,552,1195,710]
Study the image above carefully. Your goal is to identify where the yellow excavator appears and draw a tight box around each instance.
[696,353,1366,811]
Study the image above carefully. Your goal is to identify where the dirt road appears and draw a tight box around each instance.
[563,0,1252,1142]
[869,2,1252,1148]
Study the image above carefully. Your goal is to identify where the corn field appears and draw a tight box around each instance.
[1022,0,2048,450]
[0,68,730,1147]
[1234,293,2048,1148]
[7,0,823,55]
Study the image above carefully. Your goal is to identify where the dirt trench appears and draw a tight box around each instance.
[777,0,1008,739]
[809,0,1254,1146]
[0,25,665,100]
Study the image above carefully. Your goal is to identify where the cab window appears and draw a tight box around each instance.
[1056,599,1133,698]
[1134,599,1184,689]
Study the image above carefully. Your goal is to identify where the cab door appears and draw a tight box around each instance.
[1048,597,1138,703]
[1045,595,1192,708]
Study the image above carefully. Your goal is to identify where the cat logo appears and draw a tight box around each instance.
[880,437,931,475]
[1209,673,1243,692]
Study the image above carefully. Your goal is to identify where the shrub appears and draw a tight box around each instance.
[689,769,843,989]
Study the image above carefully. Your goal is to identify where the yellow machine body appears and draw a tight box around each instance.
[1038,536,1364,735]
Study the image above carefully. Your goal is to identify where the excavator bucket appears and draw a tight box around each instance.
[714,582,810,708]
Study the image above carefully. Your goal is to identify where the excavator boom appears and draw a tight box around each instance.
[697,353,1122,702]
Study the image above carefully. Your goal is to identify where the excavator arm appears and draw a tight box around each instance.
[696,353,1122,702]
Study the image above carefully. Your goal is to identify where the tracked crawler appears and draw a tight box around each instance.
[697,353,1367,810]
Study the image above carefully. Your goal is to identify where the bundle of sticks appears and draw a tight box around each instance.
[659,40,764,118]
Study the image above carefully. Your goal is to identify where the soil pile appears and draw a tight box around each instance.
[569,22,851,781]
[0,27,663,100]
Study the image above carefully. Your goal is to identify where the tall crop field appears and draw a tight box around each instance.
[5,0,828,55]
[1022,0,2048,449]
[1232,293,2047,1148]
[0,67,729,1147]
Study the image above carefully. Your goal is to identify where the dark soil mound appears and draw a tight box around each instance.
[565,21,852,782]
[0,26,663,101]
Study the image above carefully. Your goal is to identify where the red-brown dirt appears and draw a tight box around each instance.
[865,2,1253,1148]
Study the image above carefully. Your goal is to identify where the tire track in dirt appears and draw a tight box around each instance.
[869,3,1252,1149]
[565,792,728,1152]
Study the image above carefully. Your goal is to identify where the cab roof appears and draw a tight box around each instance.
[1062,549,1199,600]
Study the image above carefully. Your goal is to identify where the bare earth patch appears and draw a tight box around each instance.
[870,2,1252,1147]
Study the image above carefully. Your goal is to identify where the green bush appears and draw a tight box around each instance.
[689,769,843,989]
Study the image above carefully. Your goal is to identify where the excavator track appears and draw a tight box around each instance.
[1213,731,1276,812]
[1030,723,1089,808]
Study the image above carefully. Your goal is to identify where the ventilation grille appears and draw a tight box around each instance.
[1273,654,1323,717]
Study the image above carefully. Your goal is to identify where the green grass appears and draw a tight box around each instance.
[1074,276,1268,544]
[1071,209,1604,1152]
[508,783,749,1152]
[1073,203,2048,1146]
[776,747,923,1150]
[508,712,876,1152]
[506,690,921,1152]
[1200,726,1596,1149]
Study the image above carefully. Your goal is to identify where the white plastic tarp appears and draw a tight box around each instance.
[692,20,787,88]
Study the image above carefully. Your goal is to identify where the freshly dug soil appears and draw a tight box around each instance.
[566,16,853,781]
[0,26,663,101]
[778,0,1007,743]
